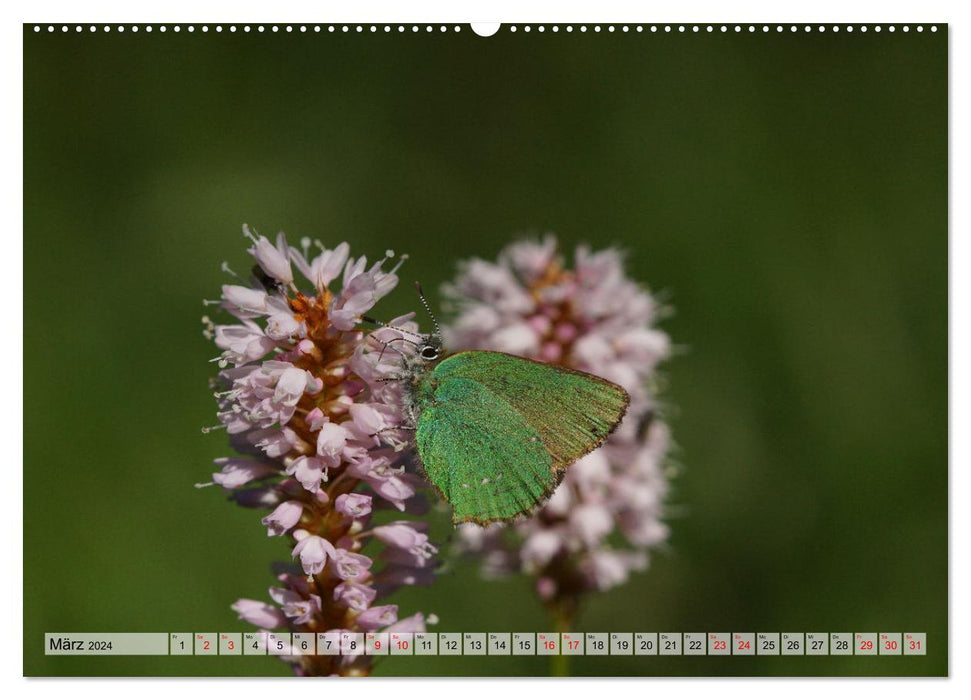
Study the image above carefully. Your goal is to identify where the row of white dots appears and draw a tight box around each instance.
[32,24,939,34]
[32,25,464,33]
[510,24,937,33]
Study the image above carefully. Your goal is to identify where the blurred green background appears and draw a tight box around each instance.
[24,24,947,676]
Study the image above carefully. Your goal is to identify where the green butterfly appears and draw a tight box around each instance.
[374,293,629,525]
[405,345,630,524]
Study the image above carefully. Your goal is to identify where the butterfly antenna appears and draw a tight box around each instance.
[359,315,425,341]
[414,282,442,340]
[369,335,421,365]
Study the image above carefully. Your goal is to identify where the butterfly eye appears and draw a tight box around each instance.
[420,345,440,361]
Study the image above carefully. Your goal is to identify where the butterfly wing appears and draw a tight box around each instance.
[432,351,630,472]
[415,376,559,524]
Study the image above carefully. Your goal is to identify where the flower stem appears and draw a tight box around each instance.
[549,597,577,677]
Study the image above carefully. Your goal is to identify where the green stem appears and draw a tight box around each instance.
[549,597,577,677]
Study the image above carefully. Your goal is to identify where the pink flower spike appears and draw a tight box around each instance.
[447,235,672,611]
[203,229,439,676]
[231,599,287,629]
[335,493,372,518]
[261,500,304,536]
[292,535,336,576]
[355,605,398,631]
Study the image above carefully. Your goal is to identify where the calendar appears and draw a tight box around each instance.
[45,632,927,657]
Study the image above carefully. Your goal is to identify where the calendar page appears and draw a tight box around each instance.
[22,17,947,679]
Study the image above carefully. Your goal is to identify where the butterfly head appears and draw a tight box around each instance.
[417,341,443,364]
[360,281,447,374]
[409,281,446,367]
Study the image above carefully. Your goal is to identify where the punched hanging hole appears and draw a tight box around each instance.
[471,23,501,37]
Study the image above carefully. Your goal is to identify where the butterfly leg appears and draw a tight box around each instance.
[369,424,417,438]
[369,403,420,438]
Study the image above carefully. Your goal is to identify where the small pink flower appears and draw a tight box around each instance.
[331,549,372,581]
[289,241,350,292]
[520,530,563,572]
[248,427,298,459]
[380,546,437,569]
[540,340,563,362]
[343,404,389,443]
[264,312,302,341]
[488,323,540,356]
[246,228,294,285]
[569,451,612,491]
[349,459,415,510]
[231,598,286,628]
[569,503,614,547]
[221,284,268,316]
[315,422,347,466]
[619,515,669,548]
[355,605,398,631]
[214,322,276,365]
[269,587,323,625]
[335,493,372,518]
[333,582,376,611]
[329,260,397,330]
[261,500,304,536]
[305,407,327,431]
[286,456,327,493]
[384,612,426,634]
[211,458,277,489]
[373,522,436,560]
[292,535,336,576]
[582,550,633,591]
[273,367,310,406]
[503,236,558,280]
[535,577,557,601]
